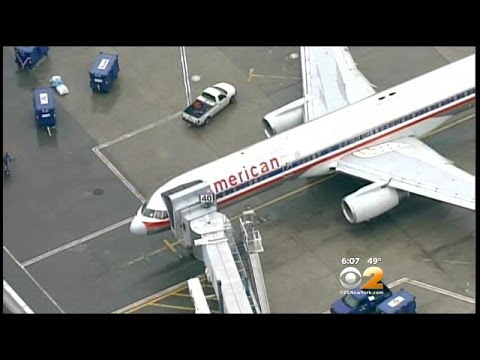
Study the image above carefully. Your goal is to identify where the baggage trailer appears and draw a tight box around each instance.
[376,289,417,314]
[89,52,120,93]
[15,47,49,70]
[33,87,56,136]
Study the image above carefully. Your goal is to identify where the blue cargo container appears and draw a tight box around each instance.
[376,289,416,314]
[33,87,56,128]
[89,52,120,92]
[15,47,49,70]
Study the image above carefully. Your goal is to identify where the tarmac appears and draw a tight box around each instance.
[2,46,475,313]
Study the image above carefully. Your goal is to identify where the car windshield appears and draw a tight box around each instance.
[201,92,216,103]
[213,86,227,95]
[343,294,359,308]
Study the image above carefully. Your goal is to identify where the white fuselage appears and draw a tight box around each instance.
[130,54,475,235]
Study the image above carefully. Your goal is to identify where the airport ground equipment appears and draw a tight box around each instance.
[14,47,49,70]
[376,289,416,314]
[89,52,120,93]
[33,87,56,136]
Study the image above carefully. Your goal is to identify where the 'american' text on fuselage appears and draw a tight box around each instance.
[213,157,280,193]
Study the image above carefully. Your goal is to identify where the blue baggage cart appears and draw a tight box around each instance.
[89,52,120,92]
[15,47,49,70]
[33,87,56,136]
[376,289,416,314]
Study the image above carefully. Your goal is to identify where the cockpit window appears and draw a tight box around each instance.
[141,203,168,220]
[155,210,168,219]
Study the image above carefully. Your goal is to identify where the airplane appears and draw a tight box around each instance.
[130,47,475,235]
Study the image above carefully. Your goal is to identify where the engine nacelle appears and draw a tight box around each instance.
[341,183,409,224]
[262,97,304,137]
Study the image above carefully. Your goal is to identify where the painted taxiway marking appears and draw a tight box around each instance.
[115,275,207,314]
[4,246,65,313]
[423,113,474,138]
[118,283,190,314]
[92,147,146,203]
[22,217,134,268]
[231,175,336,221]
[387,278,475,304]
[423,259,472,265]
[4,279,34,314]
[171,292,192,298]
[152,303,195,311]
[248,68,301,82]
[96,111,182,150]
[163,239,177,253]
[126,240,183,266]
[92,111,182,204]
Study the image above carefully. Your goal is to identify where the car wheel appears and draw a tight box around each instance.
[229,95,235,104]
[205,117,211,125]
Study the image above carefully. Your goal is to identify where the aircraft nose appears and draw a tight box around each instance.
[129,217,147,235]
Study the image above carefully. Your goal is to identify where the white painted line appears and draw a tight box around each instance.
[442,260,472,265]
[22,217,134,268]
[386,277,410,289]
[4,246,65,313]
[92,147,145,203]
[406,278,475,304]
[3,279,34,313]
[423,259,472,265]
[96,111,182,150]
[387,277,474,304]
[179,46,192,105]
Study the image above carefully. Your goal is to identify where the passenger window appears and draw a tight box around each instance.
[219,95,226,101]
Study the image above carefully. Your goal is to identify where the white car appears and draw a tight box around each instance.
[182,82,236,126]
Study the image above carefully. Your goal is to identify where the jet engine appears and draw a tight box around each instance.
[341,183,409,224]
[262,98,305,137]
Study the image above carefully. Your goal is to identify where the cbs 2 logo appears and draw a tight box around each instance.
[339,266,384,290]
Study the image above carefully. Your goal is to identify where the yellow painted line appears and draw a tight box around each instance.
[171,293,192,298]
[172,240,187,248]
[126,245,171,266]
[163,239,177,253]
[119,275,206,313]
[152,303,195,311]
[231,175,336,221]
[423,113,475,139]
[122,284,189,313]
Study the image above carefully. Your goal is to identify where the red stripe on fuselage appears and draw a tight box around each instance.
[141,95,475,232]
[143,219,170,231]
[218,95,475,206]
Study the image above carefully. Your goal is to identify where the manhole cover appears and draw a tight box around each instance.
[93,188,104,196]
[288,52,299,60]
[191,75,201,82]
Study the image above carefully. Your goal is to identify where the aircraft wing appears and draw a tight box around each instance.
[301,47,376,123]
[336,137,475,210]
